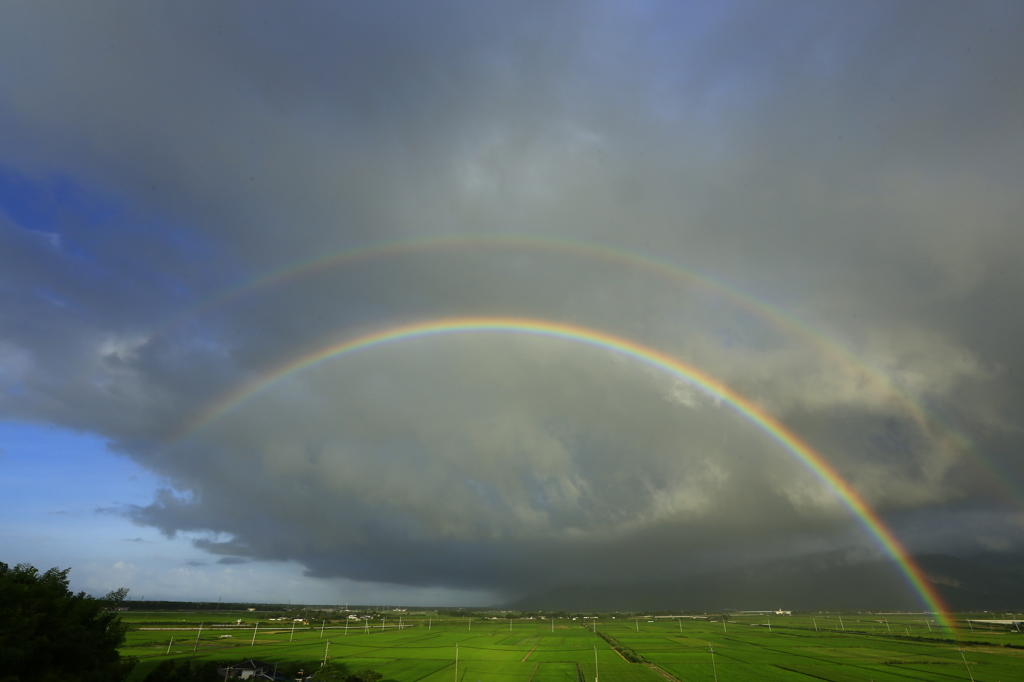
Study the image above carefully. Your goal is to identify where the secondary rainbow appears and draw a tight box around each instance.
[161,232,1018,507]
[187,315,956,631]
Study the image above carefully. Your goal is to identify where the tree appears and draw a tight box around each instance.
[142,659,224,682]
[0,561,136,682]
[310,665,382,682]
[309,667,349,682]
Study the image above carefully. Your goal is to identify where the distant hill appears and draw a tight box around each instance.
[504,551,1024,612]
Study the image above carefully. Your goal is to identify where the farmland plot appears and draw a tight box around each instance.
[121,611,1024,682]
[528,662,579,682]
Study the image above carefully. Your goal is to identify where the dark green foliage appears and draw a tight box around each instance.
[142,660,182,682]
[436,609,485,618]
[309,666,348,682]
[142,660,223,681]
[0,561,136,682]
[310,665,382,682]
[144,659,319,682]
[594,631,645,663]
[273,662,315,680]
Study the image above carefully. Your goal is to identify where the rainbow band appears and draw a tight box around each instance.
[162,232,1017,508]
[188,316,954,631]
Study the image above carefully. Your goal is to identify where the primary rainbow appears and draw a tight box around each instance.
[187,315,955,631]
[161,232,1018,507]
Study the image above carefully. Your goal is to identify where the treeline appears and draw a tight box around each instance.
[124,600,293,611]
[435,609,594,619]
[595,631,646,664]
[142,660,383,682]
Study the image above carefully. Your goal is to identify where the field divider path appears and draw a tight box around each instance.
[521,643,538,662]
[645,661,683,682]
[593,631,633,662]
[742,642,857,666]
[771,663,842,682]
[526,662,538,682]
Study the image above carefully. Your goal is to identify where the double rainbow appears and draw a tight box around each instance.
[161,233,1017,508]
[186,316,955,631]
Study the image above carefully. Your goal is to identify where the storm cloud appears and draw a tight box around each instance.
[2,1,1023,603]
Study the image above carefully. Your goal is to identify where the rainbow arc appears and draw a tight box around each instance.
[184,315,956,632]
[159,232,1017,508]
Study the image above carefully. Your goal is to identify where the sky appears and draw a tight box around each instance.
[1,1,1023,607]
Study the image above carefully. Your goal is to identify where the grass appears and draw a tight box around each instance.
[121,611,1024,681]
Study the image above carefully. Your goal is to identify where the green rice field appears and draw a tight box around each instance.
[120,610,1024,681]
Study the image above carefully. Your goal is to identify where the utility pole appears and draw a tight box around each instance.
[594,645,599,682]
[323,640,330,667]
[251,622,258,646]
[959,648,975,682]
[709,643,717,682]
[454,643,459,682]
[322,619,326,638]
[194,623,203,654]
[291,620,296,642]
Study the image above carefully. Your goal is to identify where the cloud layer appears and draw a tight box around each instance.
[2,1,1023,602]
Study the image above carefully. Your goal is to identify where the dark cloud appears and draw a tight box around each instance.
[2,1,1023,602]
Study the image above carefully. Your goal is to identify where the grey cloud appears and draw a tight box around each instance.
[2,1,1023,600]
